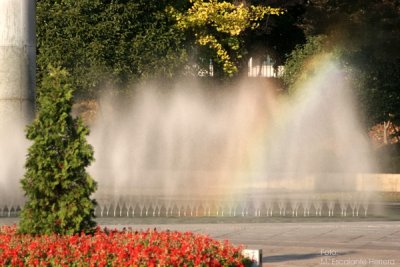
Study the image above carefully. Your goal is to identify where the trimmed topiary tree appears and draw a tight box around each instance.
[19,66,97,235]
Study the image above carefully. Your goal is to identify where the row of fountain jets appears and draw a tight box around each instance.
[0,195,373,218]
[94,197,371,218]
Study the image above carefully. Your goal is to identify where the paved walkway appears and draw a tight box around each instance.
[2,218,399,266]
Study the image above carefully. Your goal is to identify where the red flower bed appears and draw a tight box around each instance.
[0,225,252,266]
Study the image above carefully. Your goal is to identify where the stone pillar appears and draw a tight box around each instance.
[0,0,35,129]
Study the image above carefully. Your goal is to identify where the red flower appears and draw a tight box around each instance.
[0,225,252,266]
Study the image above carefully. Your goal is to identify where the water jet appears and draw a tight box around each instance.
[83,61,386,218]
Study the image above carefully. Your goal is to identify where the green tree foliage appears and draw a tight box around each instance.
[36,0,187,96]
[282,35,328,91]
[283,1,400,171]
[37,1,285,88]
[170,0,283,77]
[299,0,400,128]
[19,66,97,235]
[242,1,305,71]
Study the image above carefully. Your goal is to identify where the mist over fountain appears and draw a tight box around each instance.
[0,0,35,217]
[0,122,27,217]
[0,54,384,218]
[1,59,381,218]
[83,60,378,218]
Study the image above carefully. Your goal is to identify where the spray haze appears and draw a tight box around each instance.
[89,59,377,207]
[0,58,380,217]
[0,121,28,211]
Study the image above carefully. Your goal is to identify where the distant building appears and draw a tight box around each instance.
[197,55,284,78]
[248,55,284,78]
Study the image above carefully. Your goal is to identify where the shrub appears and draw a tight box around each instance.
[19,66,97,235]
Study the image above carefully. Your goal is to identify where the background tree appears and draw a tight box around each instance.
[37,0,284,92]
[36,0,187,97]
[282,0,400,172]
[282,35,328,91]
[170,0,283,77]
[298,0,400,129]
[241,0,306,75]
[20,66,97,235]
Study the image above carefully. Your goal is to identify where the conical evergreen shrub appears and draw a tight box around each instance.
[19,66,97,235]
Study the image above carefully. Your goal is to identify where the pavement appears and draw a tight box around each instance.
[1,218,399,267]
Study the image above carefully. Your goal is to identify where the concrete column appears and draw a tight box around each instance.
[0,0,35,129]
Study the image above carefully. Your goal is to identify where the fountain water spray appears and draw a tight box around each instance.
[0,0,35,215]
[86,59,378,217]
[0,6,381,218]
